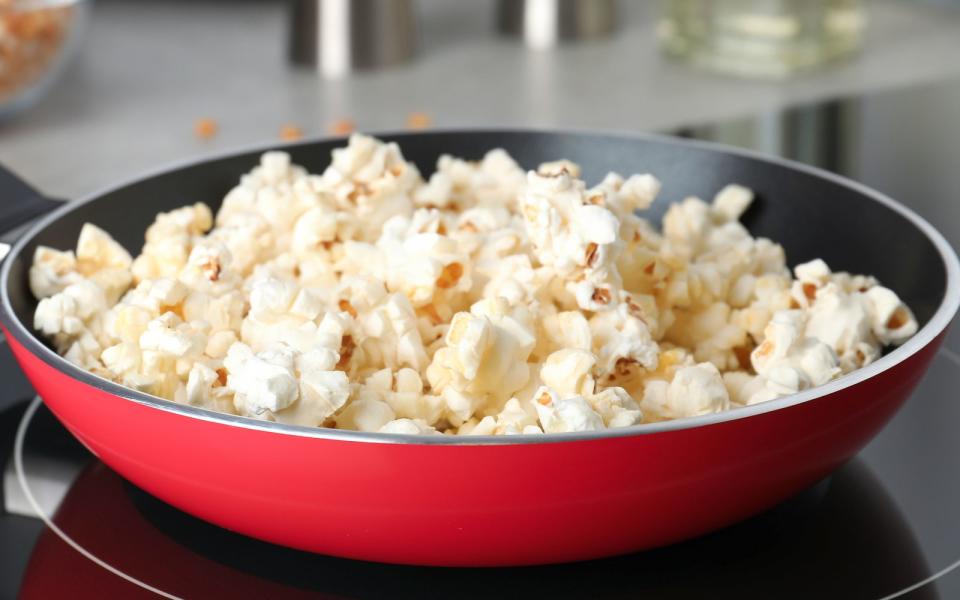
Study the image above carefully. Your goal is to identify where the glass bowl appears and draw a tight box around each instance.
[0,0,89,119]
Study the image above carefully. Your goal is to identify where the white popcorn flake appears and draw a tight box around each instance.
[642,362,729,420]
[520,170,625,310]
[76,223,132,273]
[427,298,536,423]
[663,197,712,259]
[101,341,142,376]
[863,286,918,345]
[748,309,841,401]
[540,349,596,397]
[712,184,754,223]
[274,369,350,427]
[35,292,84,337]
[537,159,581,179]
[338,397,397,432]
[132,203,213,282]
[224,343,299,417]
[537,310,592,358]
[586,386,643,428]
[583,172,662,221]
[139,314,204,358]
[183,362,235,414]
[29,246,83,299]
[29,134,918,435]
[378,418,440,436]
[533,388,605,433]
[491,398,539,435]
[589,303,659,380]
[803,284,875,372]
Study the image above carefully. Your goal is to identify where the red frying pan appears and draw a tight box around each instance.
[1,130,957,566]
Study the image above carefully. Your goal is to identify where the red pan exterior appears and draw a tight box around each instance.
[5,326,944,567]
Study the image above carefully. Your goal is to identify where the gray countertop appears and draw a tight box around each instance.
[2,0,960,198]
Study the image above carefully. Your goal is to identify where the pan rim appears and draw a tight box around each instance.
[2,127,958,446]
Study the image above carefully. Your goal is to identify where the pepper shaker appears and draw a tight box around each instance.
[289,0,417,78]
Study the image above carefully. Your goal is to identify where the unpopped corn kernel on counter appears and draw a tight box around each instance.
[30,134,918,435]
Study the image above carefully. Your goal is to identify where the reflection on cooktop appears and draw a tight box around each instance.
[9,402,935,600]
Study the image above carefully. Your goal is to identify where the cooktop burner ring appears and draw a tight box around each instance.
[14,397,180,599]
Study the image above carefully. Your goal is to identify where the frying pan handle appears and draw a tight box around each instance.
[0,163,64,240]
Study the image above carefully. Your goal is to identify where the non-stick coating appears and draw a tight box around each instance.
[4,130,947,346]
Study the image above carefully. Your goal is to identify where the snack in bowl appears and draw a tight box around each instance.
[29,134,918,435]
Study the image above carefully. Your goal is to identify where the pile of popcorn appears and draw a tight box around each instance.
[29,134,919,436]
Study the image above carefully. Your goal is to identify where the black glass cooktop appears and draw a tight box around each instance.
[3,78,960,599]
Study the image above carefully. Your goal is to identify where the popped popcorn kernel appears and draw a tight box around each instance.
[30,135,919,435]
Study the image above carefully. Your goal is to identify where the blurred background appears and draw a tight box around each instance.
[1,0,960,198]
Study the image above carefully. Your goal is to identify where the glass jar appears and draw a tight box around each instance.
[659,0,865,78]
[0,0,90,119]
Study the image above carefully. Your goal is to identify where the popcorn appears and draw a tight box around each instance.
[589,302,659,382]
[225,340,349,426]
[723,370,765,405]
[588,172,662,220]
[415,150,525,210]
[184,362,236,414]
[132,203,213,282]
[29,246,82,299]
[536,310,592,359]
[208,212,276,276]
[520,170,625,310]
[73,223,134,303]
[355,368,444,426]
[712,184,754,223]
[216,152,315,245]
[240,277,332,353]
[803,285,874,373]
[863,286,918,345]
[139,313,206,367]
[427,298,536,424]
[585,386,643,428]
[539,349,596,397]
[749,309,841,400]
[223,342,298,417]
[368,210,472,307]
[30,135,919,436]
[667,302,749,371]
[274,368,350,427]
[378,419,440,435]
[663,197,712,259]
[318,134,420,240]
[337,397,396,432]
[35,289,87,338]
[355,290,429,372]
[490,398,540,435]
[533,387,605,433]
[641,362,729,420]
[291,206,358,258]
[63,330,105,370]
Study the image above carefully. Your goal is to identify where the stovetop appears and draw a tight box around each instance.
[3,79,960,599]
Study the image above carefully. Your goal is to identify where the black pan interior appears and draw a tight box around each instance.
[4,131,947,335]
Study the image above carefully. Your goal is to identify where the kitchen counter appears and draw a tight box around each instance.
[1,0,960,198]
